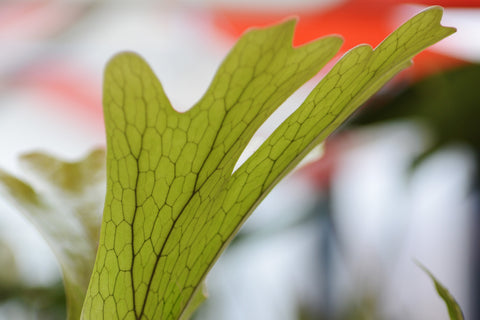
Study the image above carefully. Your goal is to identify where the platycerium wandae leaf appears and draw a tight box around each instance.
[82,6,455,320]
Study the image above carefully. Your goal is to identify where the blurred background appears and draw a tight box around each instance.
[0,0,479,319]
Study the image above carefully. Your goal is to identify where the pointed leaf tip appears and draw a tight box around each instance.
[417,262,465,320]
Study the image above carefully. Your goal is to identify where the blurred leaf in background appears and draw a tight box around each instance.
[0,237,66,320]
[0,149,105,319]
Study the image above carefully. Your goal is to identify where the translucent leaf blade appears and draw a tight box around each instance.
[82,20,342,320]
[82,7,455,320]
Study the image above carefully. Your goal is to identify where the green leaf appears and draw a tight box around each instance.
[418,263,465,320]
[0,149,106,320]
[179,282,207,320]
[82,6,455,320]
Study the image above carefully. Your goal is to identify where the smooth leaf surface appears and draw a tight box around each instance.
[82,6,455,320]
[418,263,465,320]
[0,149,106,320]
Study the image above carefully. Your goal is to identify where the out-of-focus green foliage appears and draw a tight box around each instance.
[0,238,66,319]
[0,150,105,320]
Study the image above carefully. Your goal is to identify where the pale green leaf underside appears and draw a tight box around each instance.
[418,263,465,320]
[0,149,106,320]
[82,6,455,320]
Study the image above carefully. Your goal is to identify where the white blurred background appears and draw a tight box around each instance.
[0,1,479,319]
